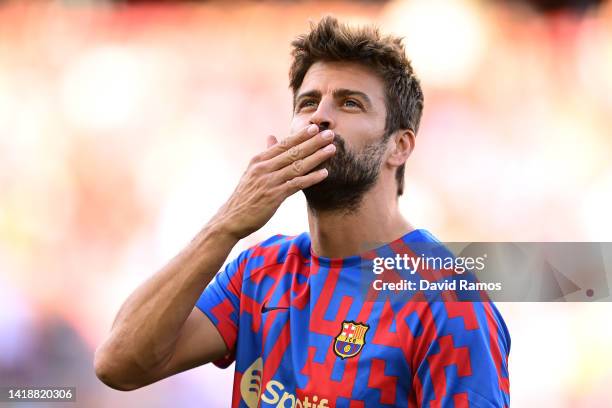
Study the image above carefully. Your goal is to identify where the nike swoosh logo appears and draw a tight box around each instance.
[261,305,290,313]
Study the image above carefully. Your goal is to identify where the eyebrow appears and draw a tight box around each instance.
[294,88,373,109]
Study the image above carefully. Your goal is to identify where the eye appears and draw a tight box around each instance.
[343,99,362,109]
[297,99,317,111]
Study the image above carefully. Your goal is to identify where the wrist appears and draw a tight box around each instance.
[200,216,241,246]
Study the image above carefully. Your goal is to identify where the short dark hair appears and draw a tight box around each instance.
[289,16,424,196]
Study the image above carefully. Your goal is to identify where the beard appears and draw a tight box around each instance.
[302,132,387,214]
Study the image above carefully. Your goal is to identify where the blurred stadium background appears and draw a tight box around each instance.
[1,0,612,406]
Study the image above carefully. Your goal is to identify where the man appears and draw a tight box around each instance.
[95,17,510,407]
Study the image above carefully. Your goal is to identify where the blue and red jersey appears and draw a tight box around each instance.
[196,229,510,407]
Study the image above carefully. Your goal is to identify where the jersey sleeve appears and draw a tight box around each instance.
[195,248,250,369]
[410,301,511,407]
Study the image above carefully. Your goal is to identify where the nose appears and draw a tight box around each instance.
[309,98,336,131]
[316,122,330,132]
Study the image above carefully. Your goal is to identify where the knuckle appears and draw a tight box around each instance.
[262,173,275,187]
[288,145,300,159]
[250,154,262,164]
[278,137,290,149]
[291,159,304,174]
[261,187,274,199]
[286,177,300,190]
[250,162,265,175]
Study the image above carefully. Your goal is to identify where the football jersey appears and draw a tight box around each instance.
[196,229,510,407]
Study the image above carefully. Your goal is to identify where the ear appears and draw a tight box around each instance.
[387,129,415,167]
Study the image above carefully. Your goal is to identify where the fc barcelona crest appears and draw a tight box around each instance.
[333,320,369,359]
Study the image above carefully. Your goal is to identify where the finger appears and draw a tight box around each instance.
[266,129,334,172]
[258,124,320,161]
[266,135,278,148]
[272,143,336,183]
[277,168,329,197]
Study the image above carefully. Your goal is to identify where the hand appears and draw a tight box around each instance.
[212,124,336,240]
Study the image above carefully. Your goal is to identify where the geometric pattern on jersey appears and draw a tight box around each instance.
[196,229,511,407]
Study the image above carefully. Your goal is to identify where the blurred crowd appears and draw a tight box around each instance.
[1,0,612,406]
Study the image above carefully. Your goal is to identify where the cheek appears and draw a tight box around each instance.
[347,119,385,147]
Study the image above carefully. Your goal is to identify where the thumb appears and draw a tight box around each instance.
[266,135,278,148]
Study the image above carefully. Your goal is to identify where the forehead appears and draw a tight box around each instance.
[298,61,385,103]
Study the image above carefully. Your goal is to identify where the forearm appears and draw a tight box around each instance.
[96,219,238,375]
[95,124,333,389]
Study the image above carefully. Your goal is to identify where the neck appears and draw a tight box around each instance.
[307,182,414,258]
